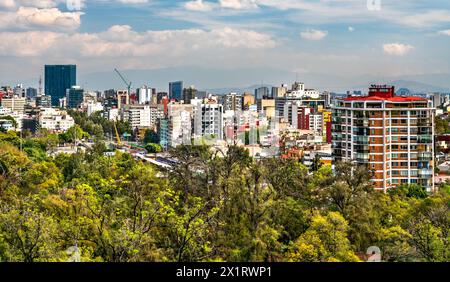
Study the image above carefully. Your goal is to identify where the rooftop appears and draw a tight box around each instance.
[343,85,428,102]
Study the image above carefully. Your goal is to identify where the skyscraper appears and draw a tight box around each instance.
[66,86,84,109]
[182,86,197,104]
[169,81,183,101]
[255,87,270,100]
[45,65,76,106]
[332,85,435,192]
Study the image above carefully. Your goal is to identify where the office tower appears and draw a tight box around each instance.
[431,93,442,108]
[26,87,38,99]
[169,81,183,101]
[66,86,84,109]
[45,65,76,106]
[182,86,197,104]
[224,93,243,111]
[332,85,435,192]
[255,87,270,100]
[157,92,168,104]
[272,86,287,98]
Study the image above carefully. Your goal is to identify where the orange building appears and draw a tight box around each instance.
[332,85,435,192]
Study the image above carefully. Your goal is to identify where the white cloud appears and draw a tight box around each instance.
[185,0,213,12]
[0,0,16,9]
[395,10,450,28]
[438,29,450,36]
[300,29,327,40]
[0,0,65,9]
[117,0,148,4]
[383,43,414,56]
[0,25,276,58]
[0,7,83,31]
[348,26,354,32]
[219,0,258,10]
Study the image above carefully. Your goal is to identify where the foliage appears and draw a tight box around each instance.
[68,110,131,140]
[0,139,448,262]
[145,143,162,154]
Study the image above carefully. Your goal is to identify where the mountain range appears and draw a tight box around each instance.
[14,66,450,95]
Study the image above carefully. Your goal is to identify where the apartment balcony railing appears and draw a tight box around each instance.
[418,169,433,179]
[354,119,369,127]
[418,152,433,161]
[417,135,433,144]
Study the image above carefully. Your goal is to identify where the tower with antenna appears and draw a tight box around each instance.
[39,75,43,96]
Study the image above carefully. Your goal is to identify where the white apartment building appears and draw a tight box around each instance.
[168,104,193,147]
[123,105,152,129]
[137,86,154,105]
[191,99,223,140]
[86,102,104,116]
[39,108,75,132]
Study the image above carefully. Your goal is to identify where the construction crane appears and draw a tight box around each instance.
[113,120,122,146]
[114,68,132,97]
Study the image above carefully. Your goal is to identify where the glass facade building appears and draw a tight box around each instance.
[66,86,84,109]
[169,81,183,101]
[45,65,76,106]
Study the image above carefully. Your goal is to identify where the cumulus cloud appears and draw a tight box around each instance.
[300,29,327,40]
[438,29,450,36]
[185,0,213,12]
[117,0,148,4]
[383,43,414,56]
[0,7,83,31]
[219,0,258,10]
[0,25,276,58]
[0,0,66,9]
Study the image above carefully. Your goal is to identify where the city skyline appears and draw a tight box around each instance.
[1,1,450,90]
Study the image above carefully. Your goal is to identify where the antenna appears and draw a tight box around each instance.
[39,75,42,96]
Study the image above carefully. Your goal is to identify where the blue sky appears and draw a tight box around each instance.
[1,0,450,90]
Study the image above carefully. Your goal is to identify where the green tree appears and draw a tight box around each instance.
[145,143,162,154]
[286,212,360,262]
[144,129,160,144]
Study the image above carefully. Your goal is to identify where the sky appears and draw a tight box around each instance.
[1,0,450,91]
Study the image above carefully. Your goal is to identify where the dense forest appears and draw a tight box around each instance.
[0,129,449,262]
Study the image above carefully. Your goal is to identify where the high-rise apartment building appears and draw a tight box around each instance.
[332,85,435,192]
[45,65,76,106]
[192,99,223,140]
[224,93,243,111]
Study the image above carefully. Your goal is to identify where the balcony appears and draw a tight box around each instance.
[417,118,431,127]
[417,135,432,144]
[418,169,433,179]
[418,153,433,161]
[354,119,369,127]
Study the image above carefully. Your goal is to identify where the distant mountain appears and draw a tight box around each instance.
[71,67,450,94]
[388,80,450,94]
